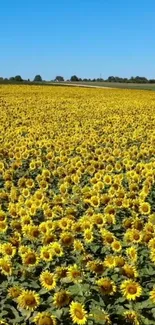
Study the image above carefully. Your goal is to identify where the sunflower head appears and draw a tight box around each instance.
[139,202,151,215]
[124,310,140,325]
[8,286,21,299]
[33,312,56,325]
[17,290,40,311]
[40,270,56,291]
[53,290,71,308]
[69,301,88,325]
[150,288,155,303]
[122,264,138,279]
[96,278,116,295]
[67,264,82,283]
[120,280,142,300]
[88,260,104,274]
[60,232,74,247]
[22,250,39,267]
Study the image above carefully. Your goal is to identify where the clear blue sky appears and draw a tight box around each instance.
[0,0,155,80]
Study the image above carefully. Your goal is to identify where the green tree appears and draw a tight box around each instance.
[14,75,23,82]
[34,75,42,82]
[55,76,64,82]
[70,75,79,82]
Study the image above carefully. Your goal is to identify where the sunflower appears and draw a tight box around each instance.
[0,320,8,325]
[150,288,155,303]
[42,233,56,245]
[84,229,93,243]
[122,264,138,279]
[129,229,142,243]
[124,310,140,325]
[53,290,71,308]
[55,266,68,280]
[17,290,40,311]
[120,280,142,300]
[115,255,125,267]
[0,221,8,233]
[126,247,137,263]
[102,230,115,245]
[22,250,39,267]
[33,312,56,325]
[92,309,111,324]
[93,213,105,227]
[96,278,116,295]
[59,217,72,230]
[89,195,100,208]
[40,270,56,290]
[0,258,12,276]
[60,232,74,247]
[1,243,16,258]
[8,286,21,299]
[50,242,63,257]
[88,260,104,274]
[73,240,84,252]
[111,240,122,252]
[40,246,53,262]
[28,225,40,240]
[70,301,88,325]
[67,264,82,283]
[104,174,112,186]
[104,255,116,269]
[139,202,151,215]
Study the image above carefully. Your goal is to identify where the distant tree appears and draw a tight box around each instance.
[34,75,42,82]
[0,77,3,81]
[107,76,116,82]
[149,79,155,83]
[55,76,64,82]
[83,78,88,82]
[97,78,104,82]
[27,79,30,82]
[9,77,15,81]
[70,75,79,82]
[14,75,23,82]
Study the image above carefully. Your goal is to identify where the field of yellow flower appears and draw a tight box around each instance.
[0,85,155,325]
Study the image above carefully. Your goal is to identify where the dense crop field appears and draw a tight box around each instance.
[0,85,155,325]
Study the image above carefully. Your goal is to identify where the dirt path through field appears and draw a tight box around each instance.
[49,82,112,89]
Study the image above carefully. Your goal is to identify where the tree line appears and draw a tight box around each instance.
[1,75,155,84]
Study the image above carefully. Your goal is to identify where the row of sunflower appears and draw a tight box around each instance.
[0,85,155,324]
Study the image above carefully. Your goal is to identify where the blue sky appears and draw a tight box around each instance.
[0,0,155,80]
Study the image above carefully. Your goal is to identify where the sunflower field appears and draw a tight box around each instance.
[0,85,155,325]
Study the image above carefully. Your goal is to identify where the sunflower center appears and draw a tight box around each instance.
[133,234,140,240]
[105,235,113,244]
[62,235,73,245]
[101,281,112,293]
[94,264,104,273]
[55,247,60,254]
[31,230,40,237]
[74,309,84,320]
[25,295,36,306]
[38,316,54,325]
[2,263,10,272]
[72,270,81,278]
[96,218,103,224]
[86,233,91,239]
[44,275,53,285]
[5,247,13,255]
[43,252,50,259]
[142,205,149,212]
[128,285,137,294]
[25,253,36,264]
[113,243,120,249]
